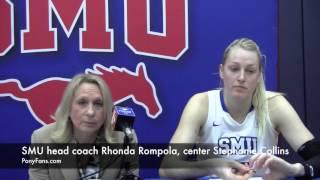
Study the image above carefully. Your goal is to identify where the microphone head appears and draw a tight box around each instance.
[112,106,135,131]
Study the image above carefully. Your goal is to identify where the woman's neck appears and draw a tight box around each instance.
[223,90,252,123]
[73,130,97,143]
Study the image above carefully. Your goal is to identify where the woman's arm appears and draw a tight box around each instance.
[248,94,316,179]
[268,94,314,151]
[169,93,208,144]
[159,93,251,179]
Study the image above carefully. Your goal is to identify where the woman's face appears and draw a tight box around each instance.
[220,47,261,100]
[70,82,105,135]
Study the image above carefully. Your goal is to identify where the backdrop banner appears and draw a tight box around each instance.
[0,0,277,178]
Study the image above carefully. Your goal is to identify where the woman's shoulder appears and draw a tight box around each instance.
[33,123,57,134]
[193,89,221,100]
[187,92,209,124]
[187,90,222,113]
[266,91,283,99]
[266,90,290,105]
[266,91,289,109]
[266,91,295,127]
[31,123,57,142]
[189,91,209,107]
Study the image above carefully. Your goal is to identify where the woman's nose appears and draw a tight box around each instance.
[238,70,245,82]
[87,104,95,116]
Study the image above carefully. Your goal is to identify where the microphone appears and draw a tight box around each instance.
[112,106,135,141]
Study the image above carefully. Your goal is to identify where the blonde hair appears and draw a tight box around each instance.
[222,38,268,136]
[51,73,121,143]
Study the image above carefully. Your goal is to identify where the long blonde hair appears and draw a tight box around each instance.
[51,73,121,143]
[222,38,268,136]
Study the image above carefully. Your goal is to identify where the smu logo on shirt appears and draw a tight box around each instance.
[218,136,257,155]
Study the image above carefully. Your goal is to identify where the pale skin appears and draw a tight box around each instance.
[159,47,314,179]
[70,82,105,143]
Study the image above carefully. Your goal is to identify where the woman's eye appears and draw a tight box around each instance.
[77,100,87,106]
[246,69,256,73]
[229,67,239,72]
[94,101,103,107]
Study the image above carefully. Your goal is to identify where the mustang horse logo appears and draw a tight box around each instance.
[0,63,162,125]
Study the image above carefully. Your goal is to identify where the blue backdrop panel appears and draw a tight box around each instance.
[0,0,277,178]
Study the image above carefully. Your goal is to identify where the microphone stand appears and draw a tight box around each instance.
[120,133,140,180]
[123,134,130,172]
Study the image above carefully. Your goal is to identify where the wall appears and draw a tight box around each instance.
[278,0,320,162]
